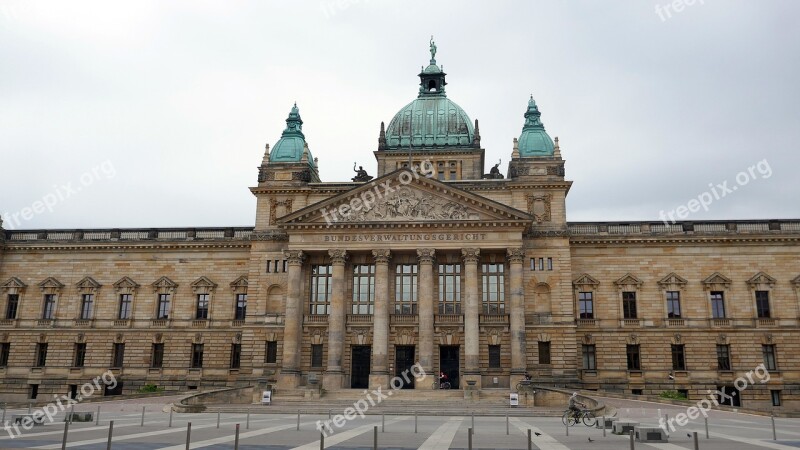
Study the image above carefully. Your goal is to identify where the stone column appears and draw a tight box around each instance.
[508,248,527,382]
[278,250,304,389]
[324,249,348,390]
[417,248,436,378]
[370,249,391,388]
[462,248,481,385]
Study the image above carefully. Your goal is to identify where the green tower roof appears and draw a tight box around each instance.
[269,103,315,167]
[518,96,555,157]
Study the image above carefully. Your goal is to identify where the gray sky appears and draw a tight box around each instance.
[1,0,798,230]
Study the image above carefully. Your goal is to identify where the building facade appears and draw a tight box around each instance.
[1,46,798,411]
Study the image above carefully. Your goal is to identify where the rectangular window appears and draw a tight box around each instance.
[311,344,323,368]
[481,263,505,314]
[266,260,272,273]
[538,341,551,365]
[352,264,375,314]
[230,344,242,369]
[622,291,637,319]
[0,343,10,367]
[6,294,19,320]
[73,343,86,367]
[771,390,781,407]
[578,292,594,319]
[265,341,278,364]
[235,294,248,320]
[716,344,731,370]
[626,344,641,370]
[191,344,204,368]
[530,258,536,271]
[195,294,209,320]
[112,343,125,368]
[438,264,461,314]
[29,384,39,400]
[157,294,170,319]
[394,264,418,314]
[80,294,94,320]
[756,291,771,318]
[762,344,777,371]
[310,265,333,315]
[582,344,596,370]
[42,294,56,320]
[151,343,164,368]
[488,345,501,369]
[666,291,681,318]
[547,257,553,271]
[538,258,544,271]
[283,260,287,273]
[710,291,726,318]
[35,343,48,367]
[671,344,686,371]
[118,294,132,320]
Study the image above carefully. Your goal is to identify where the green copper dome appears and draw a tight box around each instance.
[518,96,555,157]
[270,103,316,167]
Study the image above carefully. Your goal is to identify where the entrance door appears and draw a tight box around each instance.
[351,346,371,389]
[395,345,416,389]
[439,345,460,389]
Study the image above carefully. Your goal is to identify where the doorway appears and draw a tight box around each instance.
[395,345,416,389]
[439,345,460,389]
[351,346,371,389]
[717,385,741,407]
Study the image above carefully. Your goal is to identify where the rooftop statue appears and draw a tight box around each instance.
[352,163,373,182]
[482,159,505,179]
[429,36,437,61]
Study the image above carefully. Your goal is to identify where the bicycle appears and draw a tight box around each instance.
[561,408,596,427]
[432,379,451,389]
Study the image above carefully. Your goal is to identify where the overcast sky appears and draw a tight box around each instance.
[1,0,798,230]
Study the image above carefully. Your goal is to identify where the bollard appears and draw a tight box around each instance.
[141,406,145,427]
[602,415,606,437]
[414,410,417,433]
[297,410,300,431]
[382,413,385,433]
[471,411,474,432]
[373,425,378,450]
[28,401,32,414]
[527,429,532,450]
[106,420,114,450]
[771,413,777,440]
[246,410,250,430]
[629,429,635,449]
[168,408,173,428]
[96,405,101,426]
[61,421,70,450]
[693,431,699,450]
[185,422,191,450]
[217,411,220,429]
[1,402,5,423]
[704,417,709,439]
[320,431,324,450]
[234,424,240,450]
[328,409,331,420]
[506,412,509,435]
[468,427,473,450]
[69,404,75,424]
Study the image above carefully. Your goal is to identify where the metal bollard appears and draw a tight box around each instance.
[704,417,709,439]
[297,410,300,431]
[234,424,240,450]
[468,427,473,450]
[69,405,75,424]
[320,431,324,450]
[471,411,474,433]
[61,421,70,450]
[328,409,331,420]
[141,406,145,427]
[185,422,191,450]
[771,413,777,440]
[382,413,385,432]
[629,429,635,449]
[602,415,606,437]
[506,412,509,435]
[527,429,532,450]
[96,405,101,426]
[106,420,114,450]
[217,411,220,429]
[168,408,173,428]
[28,401,32,414]
[565,420,569,436]
[246,410,250,430]
[1,402,5,423]
[414,410,417,433]
[693,431,699,450]
[373,425,378,450]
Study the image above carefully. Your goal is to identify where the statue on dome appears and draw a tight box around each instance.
[482,159,505,179]
[352,163,373,182]
[429,36,437,60]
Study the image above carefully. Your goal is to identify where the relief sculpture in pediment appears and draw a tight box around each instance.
[338,187,477,222]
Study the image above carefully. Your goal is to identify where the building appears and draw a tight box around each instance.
[1,43,798,411]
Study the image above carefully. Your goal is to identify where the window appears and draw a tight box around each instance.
[530,258,536,270]
[538,341,551,365]
[771,390,781,407]
[157,294,170,319]
[626,344,641,370]
[266,260,271,273]
[311,344,323,368]
[35,343,48,367]
[762,344,777,371]
[191,344,204,368]
[6,294,19,320]
[112,343,125,368]
[310,265,332,315]
[716,344,731,370]
[666,291,681,318]
[118,294,132,320]
[394,264,418,314]
[632,389,643,395]
[488,345,501,369]
[710,291,726,318]
[622,292,637,319]
[547,258,553,271]
[80,294,94,320]
[352,264,375,314]
[235,294,247,320]
[230,344,242,369]
[438,264,461,314]
[582,344,596,370]
[151,343,164,368]
[195,294,209,320]
[0,343,10,367]
[671,344,686,371]
[756,291,771,318]
[265,341,277,364]
[29,384,39,400]
[73,343,86,367]
[481,263,505,314]
[531,258,554,271]
[42,294,56,320]
[538,258,544,271]
[578,292,593,319]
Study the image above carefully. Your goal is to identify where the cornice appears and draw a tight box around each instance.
[4,241,252,253]
[568,235,800,246]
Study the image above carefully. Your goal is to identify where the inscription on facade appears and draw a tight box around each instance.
[324,233,488,242]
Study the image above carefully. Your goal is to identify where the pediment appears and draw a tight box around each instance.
[573,273,600,288]
[113,276,140,290]
[702,272,732,288]
[793,274,800,287]
[152,276,178,292]
[746,272,776,288]
[279,169,532,227]
[191,276,217,292]
[230,275,248,288]
[613,273,643,288]
[38,277,64,290]
[1,277,27,290]
[657,272,687,288]
[76,276,102,289]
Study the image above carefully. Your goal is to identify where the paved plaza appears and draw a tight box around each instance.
[0,395,798,449]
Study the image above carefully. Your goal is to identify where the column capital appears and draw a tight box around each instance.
[461,248,480,264]
[507,247,526,264]
[284,250,305,266]
[328,249,348,265]
[372,249,392,264]
[416,248,436,264]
